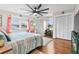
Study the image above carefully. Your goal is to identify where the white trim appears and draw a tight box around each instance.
[53,12,74,18]
[72,14,75,30]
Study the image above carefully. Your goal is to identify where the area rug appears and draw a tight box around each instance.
[43,37,53,46]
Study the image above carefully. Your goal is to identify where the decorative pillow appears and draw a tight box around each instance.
[0,29,11,41]
[3,33,11,41]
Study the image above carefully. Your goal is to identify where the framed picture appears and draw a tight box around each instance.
[0,15,2,27]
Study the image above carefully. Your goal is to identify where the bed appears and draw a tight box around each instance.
[4,32,43,54]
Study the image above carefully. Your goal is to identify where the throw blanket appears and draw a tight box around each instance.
[5,32,43,54]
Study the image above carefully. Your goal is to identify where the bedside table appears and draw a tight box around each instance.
[0,46,12,54]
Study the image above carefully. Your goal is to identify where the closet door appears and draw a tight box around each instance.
[55,16,64,38]
[59,16,64,38]
[67,15,73,40]
[63,15,68,39]
[55,14,73,40]
[63,14,73,40]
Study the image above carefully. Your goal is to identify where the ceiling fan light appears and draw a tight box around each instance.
[34,13,37,16]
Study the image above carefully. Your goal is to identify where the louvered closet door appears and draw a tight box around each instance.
[67,15,73,40]
[55,14,73,40]
[56,16,64,38]
[63,15,68,39]
[63,14,73,40]
[58,16,64,38]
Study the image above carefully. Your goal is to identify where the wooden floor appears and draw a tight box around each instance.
[31,38,72,54]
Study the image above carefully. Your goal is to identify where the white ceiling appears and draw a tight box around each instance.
[0,4,76,16]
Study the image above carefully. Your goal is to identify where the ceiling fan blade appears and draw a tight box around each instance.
[39,12,48,14]
[29,13,33,16]
[38,13,43,16]
[37,4,42,9]
[38,8,49,12]
[20,8,32,12]
[26,4,34,11]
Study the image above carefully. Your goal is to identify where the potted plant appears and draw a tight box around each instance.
[48,24,53,30]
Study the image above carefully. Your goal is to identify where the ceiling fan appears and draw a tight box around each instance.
[22,4,49,16]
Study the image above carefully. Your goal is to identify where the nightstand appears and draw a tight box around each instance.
[0,45,12,54]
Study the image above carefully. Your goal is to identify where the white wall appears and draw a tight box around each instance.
[74,12,79,32]
[73,4,79,32]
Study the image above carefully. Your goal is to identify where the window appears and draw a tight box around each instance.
[0,15,2,27]
[11,16,27,32]
[44,17,53,30]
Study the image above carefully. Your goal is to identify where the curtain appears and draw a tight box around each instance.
[7,16,11,33]
[27,17,30,32]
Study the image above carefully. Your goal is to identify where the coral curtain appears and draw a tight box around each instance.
[7,16,11,33]
[27,16,30,32]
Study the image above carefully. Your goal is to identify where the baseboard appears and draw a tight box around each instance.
[54,38,71,41]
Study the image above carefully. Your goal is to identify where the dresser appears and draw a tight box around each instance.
[44,29,53,37]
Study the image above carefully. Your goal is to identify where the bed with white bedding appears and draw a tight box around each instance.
[5,32,43,54]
